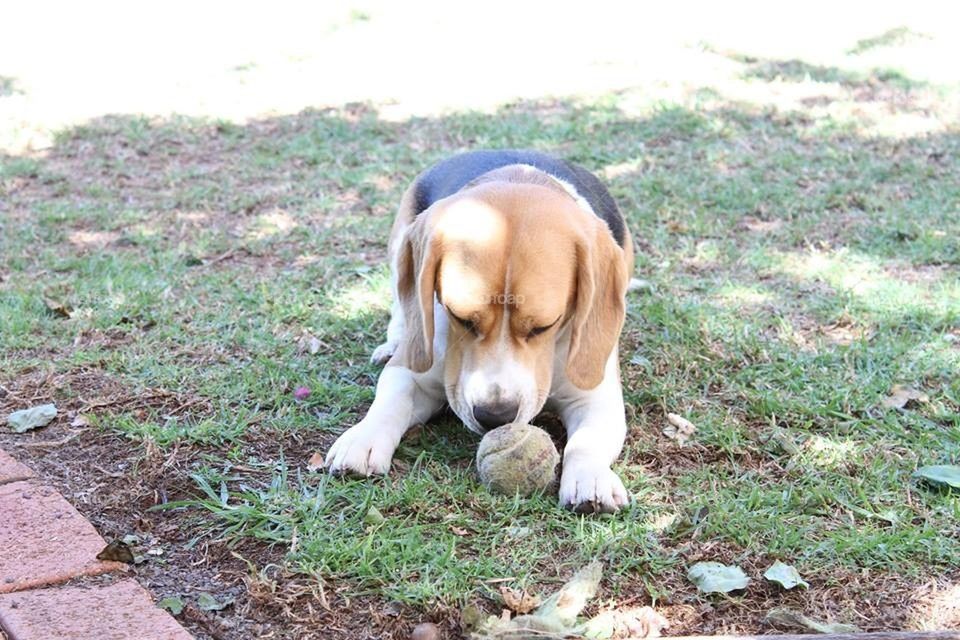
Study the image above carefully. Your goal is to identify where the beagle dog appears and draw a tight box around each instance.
[325,150,633,513]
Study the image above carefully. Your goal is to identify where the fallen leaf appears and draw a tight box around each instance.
[364,506,385,526]
[307,451,325,471]
[297,332,324,355]
[663,413,696,447]
[465,561,616,639]
[70,413,91,427]
[44,297,73,318]
[687,562,750,594]
[763,561,808,589]
[882,384,928,409]
[738,216,783,233]
[582,606,669,639]
[451,526,470,536]
[913,465,960,491]
[96,540,135,564]
[498,612,567,635]
[7,404,57,433]
[765,607,859,633]
[197,592,234,611]
[535,561,603,626]
[819,320,871,346]
[158,596,184,615]
[500,586,541,615]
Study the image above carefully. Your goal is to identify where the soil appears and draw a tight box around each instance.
[0,367,448,640]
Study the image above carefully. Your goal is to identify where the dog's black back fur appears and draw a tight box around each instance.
[412,150,626,247]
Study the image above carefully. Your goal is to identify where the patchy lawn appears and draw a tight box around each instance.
[2,42,959,640]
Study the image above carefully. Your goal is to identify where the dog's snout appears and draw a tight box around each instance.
[472,401,519,430]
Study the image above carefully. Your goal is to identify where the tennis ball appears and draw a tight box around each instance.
[476,422,559,495]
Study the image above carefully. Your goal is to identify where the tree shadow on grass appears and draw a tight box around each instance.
[847,26,933,56]
[1,59,959,636]
[741,57,925,91]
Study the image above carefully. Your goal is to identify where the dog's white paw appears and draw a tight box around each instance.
[370,340,398,365]
[325,424,396,476]
[559,460,629,514]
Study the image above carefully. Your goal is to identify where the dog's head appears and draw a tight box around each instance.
[395,173,631,434]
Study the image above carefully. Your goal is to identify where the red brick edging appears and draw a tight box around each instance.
[0,446,192,640]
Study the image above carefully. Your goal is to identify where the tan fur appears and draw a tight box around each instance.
[566,219,633,389]
[389,166,632,390]
[394,210,438,373]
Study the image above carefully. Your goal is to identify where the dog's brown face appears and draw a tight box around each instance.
[396,179,630,433]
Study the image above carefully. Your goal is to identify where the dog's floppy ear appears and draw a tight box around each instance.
[566,221,630,389]
[395,214,440,372]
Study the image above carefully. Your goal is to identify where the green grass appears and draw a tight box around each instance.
[169,425,676,605]
[2,49,959,619]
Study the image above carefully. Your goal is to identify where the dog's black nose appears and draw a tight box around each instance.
[473,402,520,430]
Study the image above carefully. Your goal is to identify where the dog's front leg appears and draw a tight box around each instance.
[554,354,629,514]
[325,364,444,476]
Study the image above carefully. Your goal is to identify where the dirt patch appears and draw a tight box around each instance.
[661,564,960,635]
[884,262,957,285]
[0,366,214,431]
[0,367,438,639]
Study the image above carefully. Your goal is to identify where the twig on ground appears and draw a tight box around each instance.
[19,432,81,448]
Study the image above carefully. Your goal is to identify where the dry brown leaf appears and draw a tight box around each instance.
[765,607,859,634]
[450,526,470,536]
[44,297,73,318]
[663,413,696,446]
[500,586,541,615]
[583,606,670,638]
[882,384,929,409]
[819,318,872,346]
[96,540,135,564]
[296,332,324,355]
[307,451,325,471]
[739,216,783,233]
[71,413,91,427]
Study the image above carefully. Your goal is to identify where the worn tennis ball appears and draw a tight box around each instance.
[476,422,560,495]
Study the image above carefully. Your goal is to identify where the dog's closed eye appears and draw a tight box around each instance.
[526,316,561,340]
[448,309,479,335]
